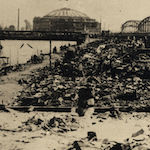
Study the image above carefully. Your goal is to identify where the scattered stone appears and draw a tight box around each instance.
[133,135,145,142]
[110,143,122,150]
[87,131,97,141]
[110,142,131,150]
[73,141,82,150]
[0,105,9,112]
[132,129,144,137]
[47,117,66,128]
[102,138,109,144]
[92,122,96,125]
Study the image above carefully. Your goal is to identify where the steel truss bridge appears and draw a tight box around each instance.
[121,20,140,33]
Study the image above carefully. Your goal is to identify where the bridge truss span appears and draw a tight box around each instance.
[121,20,140,33]
[138,16,150,33]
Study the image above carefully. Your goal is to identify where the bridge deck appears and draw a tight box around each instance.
[0,30,87,41]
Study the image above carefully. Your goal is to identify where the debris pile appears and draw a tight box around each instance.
[29,54,44,64]
[100,128,149,150]
[67,128,150,150]
[20,115,79,133]
[16,69,78,106]
[14,38,150,108]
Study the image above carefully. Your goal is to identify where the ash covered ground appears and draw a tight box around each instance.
[1,38,150,149]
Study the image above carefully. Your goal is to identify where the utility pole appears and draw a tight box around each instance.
[17,8,20,31]
[49,40,52,69]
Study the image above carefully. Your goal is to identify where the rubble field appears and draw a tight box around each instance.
[15,38,150,109]
[1,38,150,149]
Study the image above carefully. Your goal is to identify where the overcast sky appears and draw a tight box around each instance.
[0,0,150,32]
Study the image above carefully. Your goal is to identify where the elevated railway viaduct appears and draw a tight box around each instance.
[0,30,87,44]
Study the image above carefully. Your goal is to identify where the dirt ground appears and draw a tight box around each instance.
[0,56,50,105]
[0,109,150,150]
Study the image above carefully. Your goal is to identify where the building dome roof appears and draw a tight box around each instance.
[44,7,90,19]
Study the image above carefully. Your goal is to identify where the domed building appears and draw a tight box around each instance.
[33,8,101,34]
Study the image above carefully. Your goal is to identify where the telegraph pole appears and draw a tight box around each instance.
[49,40,52,69]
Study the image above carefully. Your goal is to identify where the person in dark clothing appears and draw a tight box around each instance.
[53,46,57,53]
[76,86,94,116]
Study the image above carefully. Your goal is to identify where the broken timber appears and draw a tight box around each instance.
[0,105,150,113]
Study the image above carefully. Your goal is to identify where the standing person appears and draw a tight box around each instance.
[76,86,95,116]
[53,46,57,54]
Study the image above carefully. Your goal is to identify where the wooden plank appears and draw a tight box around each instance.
[0,105,150,113]
[7,106,72,112]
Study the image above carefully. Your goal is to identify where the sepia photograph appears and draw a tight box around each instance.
[0,0,150,149]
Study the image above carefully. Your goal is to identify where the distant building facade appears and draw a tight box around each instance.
[33,8,101,34]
